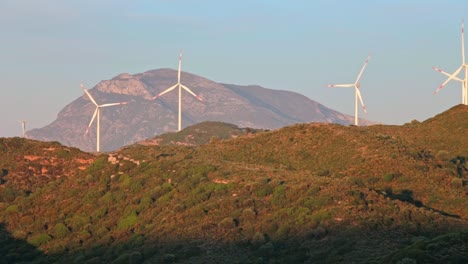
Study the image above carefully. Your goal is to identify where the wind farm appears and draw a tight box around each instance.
[1,2,468,264]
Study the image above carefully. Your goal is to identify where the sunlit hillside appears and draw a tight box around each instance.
[0,105,467,263]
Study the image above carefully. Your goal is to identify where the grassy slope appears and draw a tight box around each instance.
[0,105,467,263]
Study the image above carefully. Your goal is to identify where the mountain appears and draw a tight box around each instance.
[27,69,372,152]
[0,105,466,263]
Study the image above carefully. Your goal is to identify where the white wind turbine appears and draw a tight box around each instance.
[19,120,27,138]
[152,50,204,131]
[433,20,468,105]
[328,55,370,126]
[81,83,128,152]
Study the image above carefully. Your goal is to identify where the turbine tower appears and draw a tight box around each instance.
[19,120,27,138]
[328,55,370,126]
[81,83,128,152]
[433,19,468,105]
[152,50,204,131]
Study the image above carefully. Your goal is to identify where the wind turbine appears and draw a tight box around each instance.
[433,20,468,105]
[328,55,370,126]
[81,83,128,152]
[433,66,465,103]
[19,120,27,138]
[151,50,204,131]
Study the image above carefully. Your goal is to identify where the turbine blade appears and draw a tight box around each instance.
[433,66,464,82]
[434,65,463,94]
[80,83,99,106]
[328,84,354,88]
[355,55,371,84]
[181,84,204,102]
[100,102,128,107]
[355,87,367,114]
[178,50,183,84]
[462,20,465,65]
[152,84,178,100]
[85,108,98,135]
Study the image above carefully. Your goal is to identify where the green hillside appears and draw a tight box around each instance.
[138,121,265,147]
[0,105,467,263]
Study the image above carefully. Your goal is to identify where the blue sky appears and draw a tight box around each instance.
[1,0,468,137]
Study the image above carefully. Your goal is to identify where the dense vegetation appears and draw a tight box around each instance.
[138,121,266,147]
[0,105,467,263]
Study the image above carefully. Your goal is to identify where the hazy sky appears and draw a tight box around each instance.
[1,0,468,137]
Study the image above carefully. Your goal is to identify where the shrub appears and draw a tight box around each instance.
[12,229,27,240]
[100,192,114,205]
[118,211,138,230]
[240,208,257,223]
[65,215,90,231]
[91,207,108,221]
[27,233,52,247]
[5,204,19,214]
[302,196,331,210]
[119,173,132,188]
[1,187,18,202]
[383,173,394,182]
[310,209,332,224]
[54,223,70,239]
[272,185,287,206]
[255,183,273,197]
[130,181,143,193]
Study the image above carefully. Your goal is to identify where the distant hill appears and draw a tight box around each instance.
[138,121,265,147]
[27,69,372,152]
[0,105,466,263]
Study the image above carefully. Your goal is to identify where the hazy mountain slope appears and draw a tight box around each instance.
[0,105,466,263]
[223,83,355,124]
[27,69,368,152]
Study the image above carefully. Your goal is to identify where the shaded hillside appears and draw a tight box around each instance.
[0,105,466,263]
[138,121,266,147]
[27,69,369,152]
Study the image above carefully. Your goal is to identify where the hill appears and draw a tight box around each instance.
[0,105,466,263]
[138,121,266,147]
[27,69,372,152]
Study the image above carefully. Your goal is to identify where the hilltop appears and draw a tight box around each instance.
[138,121,266,147]
[0,105,467,263]
[27,68,372,152]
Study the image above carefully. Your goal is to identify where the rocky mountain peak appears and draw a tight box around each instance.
[96,77,152,99]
